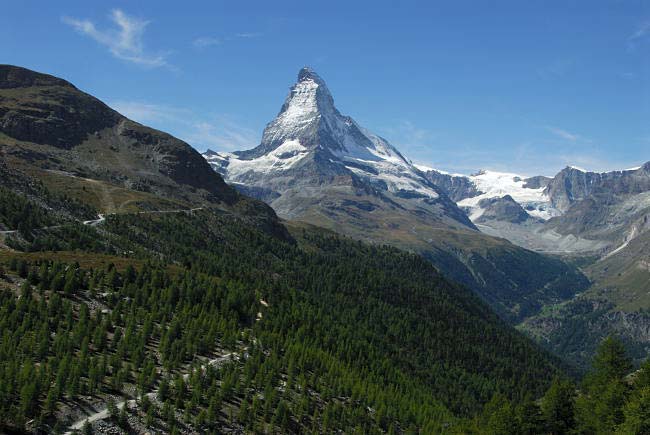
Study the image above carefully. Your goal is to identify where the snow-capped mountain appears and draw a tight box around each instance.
[204,67,470,228]
[420,163,650,254]
[202,67,591,322]
[421,169,559,221]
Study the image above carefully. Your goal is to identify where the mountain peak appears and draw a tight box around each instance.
[286,66,334,110]
[240,66,338,157]
[0,64,75,90]
[297,66,324,83]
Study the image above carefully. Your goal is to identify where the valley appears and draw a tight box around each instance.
[203,67,650,368]
[0,63,648,434]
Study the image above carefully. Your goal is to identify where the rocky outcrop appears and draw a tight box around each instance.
[0,64,240,206]
[0,65,121,149]
[476,195,531,224]
[544,165,650,212]
[523,175,552,189]
[421,170,482,202]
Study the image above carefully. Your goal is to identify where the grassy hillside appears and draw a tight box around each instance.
[518,230,650,370]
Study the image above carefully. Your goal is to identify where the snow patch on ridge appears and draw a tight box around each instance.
[204,68,441,201]
[454,170,559,221]
[205,139,309,177]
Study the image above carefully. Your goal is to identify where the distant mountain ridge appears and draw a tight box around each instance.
[418,162,650,367]
[419,163,650,254]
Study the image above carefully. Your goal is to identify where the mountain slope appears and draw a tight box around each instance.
[206,67,472,230]
[0,64,569,432]
[0,64,242,209]
[423,164,650,256]
[206,67,589,322]
[421,163,650,368]
[0,196,568,433]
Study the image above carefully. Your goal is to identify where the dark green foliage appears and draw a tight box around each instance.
[1,185,645,433]
[541,377,576,435]
[0,205,565,433]
[575,336,633,434]
[102,211,564,414]
[0,186,55,238]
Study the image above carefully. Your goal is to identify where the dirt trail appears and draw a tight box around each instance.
[64,352,235,434]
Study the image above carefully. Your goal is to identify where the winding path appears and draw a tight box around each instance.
[1,207,204,236]
[64,352,235,434]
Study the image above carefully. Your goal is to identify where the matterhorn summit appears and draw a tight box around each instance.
[204,67,471,226]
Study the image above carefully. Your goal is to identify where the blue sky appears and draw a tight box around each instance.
[2,0,649,175]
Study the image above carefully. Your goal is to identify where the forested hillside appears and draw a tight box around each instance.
[1,199,647,433]
[0,181,589,433]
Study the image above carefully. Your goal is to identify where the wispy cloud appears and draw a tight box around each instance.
[109,101,189,124]
[193,32,263,49]
[235,32,262,39]
[627,20,650,51]
[109,100,258,151]
[381,120,436,150]
[186,118,259,151]
[193,37,222,48]
[544,126,592,143]
[62,9,169,68]
[630,20,650,41]
[364,119,640,176]
[537,58,576,79]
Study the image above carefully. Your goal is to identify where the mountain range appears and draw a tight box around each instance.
[204,67,592,324]
[204,67,650,367]
[0,64,577,433]
[422,163,650,255]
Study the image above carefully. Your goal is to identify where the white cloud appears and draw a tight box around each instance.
[235,32,262,38]
[193,32,262,49]
[110,101,189,124]
[545,126,586,142]
[109,100,258,151]
[63,9,169,68]
[186,119,259,151]
[630,21,650,41]
[193,37,222,48]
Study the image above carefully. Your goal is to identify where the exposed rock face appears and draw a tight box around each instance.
[523,175,552,189]
[204,67,589,323]
[475,195,531,224]
[421,170,481,202]
[544,165,650,212]
[0,64,239,206]
[542,165,650,249]
[420,163,650,258]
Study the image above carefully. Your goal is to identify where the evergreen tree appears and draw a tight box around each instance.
[576,336,632,434]
[541,377,575,435]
